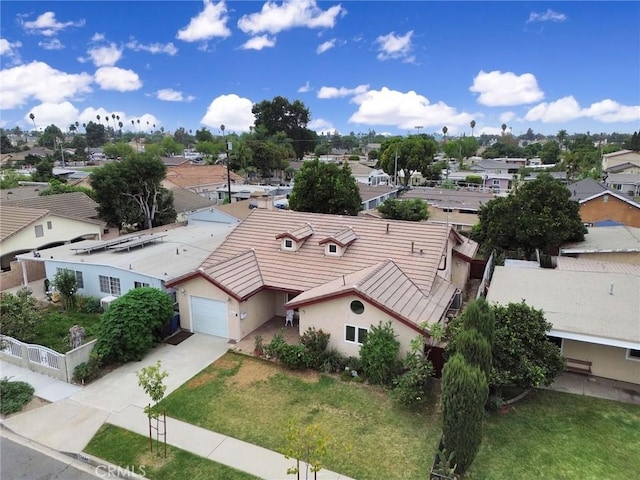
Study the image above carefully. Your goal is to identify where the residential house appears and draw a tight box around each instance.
[604,173,640,198]
[468,158,524,174]
[14,222,235,303]
[358,184,400,210]
[169,187,217,222]
[601,150,640,172]
[567,178,640,227]
[163,164,243,201]
[165,209,479,357]
[446,170,513,193]
[0,192,105,288]
[347,162,390,186]
[560,226,640,264]
[401,187,495,230]
[605,162,640,175]
[486,263,640,385]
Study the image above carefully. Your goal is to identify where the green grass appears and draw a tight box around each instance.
[32,307,101,353]
[159,352,439,480]
[468,389,640,479]
[85,424,257,480]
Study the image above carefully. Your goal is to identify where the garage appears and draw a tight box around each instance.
[190,296,228,338]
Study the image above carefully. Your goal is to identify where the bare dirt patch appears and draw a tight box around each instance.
[231,359,278,388]
[1,396,50,419]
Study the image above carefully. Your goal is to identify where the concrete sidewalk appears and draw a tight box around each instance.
[1,334,354,480]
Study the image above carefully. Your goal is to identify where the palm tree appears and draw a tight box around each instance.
[442,126,448,138]
[118,121,123,137]
[470,120,476,137]
[501,123,507,135]
[557,129,568,150]
[75,121,79,131]
[69,124,77,135]
[82,123,86,133]
[29,113,36,131]
[96,114,101,125]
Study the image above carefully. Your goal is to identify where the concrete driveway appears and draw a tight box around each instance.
[2,334,229,453]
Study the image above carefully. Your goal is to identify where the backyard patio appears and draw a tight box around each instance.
[230,315,300,355]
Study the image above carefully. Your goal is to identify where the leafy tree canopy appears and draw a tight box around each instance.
[103,142,136,160]
[37,124,64,149]
[540,140,561,164]
[40,179,95,198]
[0,289,42,341]
[378,135,438,185]
[378,198,429,221]
[472,173,586,258]
[481,141,524,159]
[85,121,107,148]
[289,159,362,215]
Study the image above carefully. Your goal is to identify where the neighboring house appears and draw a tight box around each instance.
[560,226,640,264]
[604,173,640,198]
[347,162,390,186]
[166,209,479,357]
[486,264,640,385]
[358,184,400,210]
[446,171,514,193]
[169,187,217,222]
[401,187,495,230]
[164,164,243,201]
[212,184,292,204]
[14,222,235,302]
[160,156,192,167]
[601,150,640,172]
[605,162,640,175]
[469,158,524,174]
[567,178,640,227]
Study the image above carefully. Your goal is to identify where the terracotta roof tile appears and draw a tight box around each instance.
[276,223,314,242]
[166,164,243,188]
[2,192,103,225]
[0,206,49,241]
[202,249,264,299]
[319,227,357,247]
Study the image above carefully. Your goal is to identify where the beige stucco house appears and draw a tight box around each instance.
[486,262,640,385]
[167,209,479,357]
[601,150,640,172]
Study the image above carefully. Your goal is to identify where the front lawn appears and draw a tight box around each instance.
[159,352,438,480]
[32,307,101,353]
[85,424,257,480]
[158,352,640,480]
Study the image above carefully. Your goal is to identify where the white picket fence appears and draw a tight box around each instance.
[0,334,95,383]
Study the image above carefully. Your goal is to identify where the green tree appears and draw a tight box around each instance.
[0,289,42,341]
[160,136,184,156]
[0,134,16,153]
[359,320,401,386]
[195,127,215,143]
[289,159,362,215]
[284,420,333,480]
[481,141,525,159]
[32,158,54,182]
[90,153,176,229]
[85,121,107,147]
[252,96,317,159]
[491,301,564,389]
[0,169,31,188]
[540,140,561,164]
[378,135,438,185]
[103,142,136,160]
[136,360,169,456]
[94,288,174,363]
[52,268,78,311]
[441,353,488,475]
[40,181,94,198]
[623,131,639,151]
[377,198,429,221]
[37,124,64,150]
[452,328,492,383]
[472,173,586,258]
[391,336,435,408]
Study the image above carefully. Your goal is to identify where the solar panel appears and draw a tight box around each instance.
[70,234,143,254]
[108,234,167,252]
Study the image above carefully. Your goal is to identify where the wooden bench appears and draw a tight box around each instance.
[565,357,592,376]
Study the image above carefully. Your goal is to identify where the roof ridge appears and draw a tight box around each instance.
[353,259,392,288]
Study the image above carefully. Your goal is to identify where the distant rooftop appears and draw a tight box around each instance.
[561,226,640,253]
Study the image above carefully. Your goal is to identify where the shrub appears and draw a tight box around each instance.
[453,328,492,383]
[279,344,311,370]
[0,378,35,415]
[345,356,362,373]
[359,321,401,386]
[318,347,347,373]
[463,299,495,347]
[0,289,42,341]
[52,268,77,310]
[300,327,330,368]
[76,296,103,314]
[72,355,102,384]
[391,337,435,409]
[264,329,287,359]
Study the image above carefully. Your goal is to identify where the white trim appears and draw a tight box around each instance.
[625,349,640,362]
[549,329,640,350]
[282,238,295,251]
[344,324,368,345]
[325,243,339,256]
[578,189,640,208]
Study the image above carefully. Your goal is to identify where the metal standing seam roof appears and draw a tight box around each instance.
[2,192,103,225]
[0,206,49,241]
[197,209,456,298]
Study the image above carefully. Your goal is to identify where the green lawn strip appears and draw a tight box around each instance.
[159,352,438,480]
[85,423,258,480]
[32,309,101,353]
[467,389,640,479]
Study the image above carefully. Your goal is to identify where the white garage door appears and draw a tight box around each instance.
[190,296,228,338]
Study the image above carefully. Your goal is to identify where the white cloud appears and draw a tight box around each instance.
[26,101,80,130]
[499,111,516,123]
[470,70,544,107]
[155,88,195,102]
[317,84,369,99]
[0,61,92,109]
[525,96,640,123]
[308,118,334,135]
[0,38,22,65]
[126,39,178,56]
[238,0,345,35]
[298,81,312,93]
[316,39,335,54]
[176,0,231,42]
[375,31,413,62]
[349,87,473,132]
[201,94,255,132]
[39,39,64,50]
[77,108,152,132]
[87,43,123,67]
[94,67,142,91]
[478,126,505,136]
[22,11,85,37]
[240,35,276,50]
[91,33,105,42]
[527,9,567,23]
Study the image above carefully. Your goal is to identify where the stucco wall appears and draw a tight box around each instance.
[563,339,640,385]
[176,276,233,334]
[0,259,45,290]
[580,195,640,228]
[298,295,421,358]
[238,290,277,340]
[451,254,470,291]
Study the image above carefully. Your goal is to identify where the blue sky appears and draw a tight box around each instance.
[1,1,639,138]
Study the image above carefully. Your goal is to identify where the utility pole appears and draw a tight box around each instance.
[414,125,423,135]
[221,124,231,204]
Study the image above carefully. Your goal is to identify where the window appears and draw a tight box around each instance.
[34,225,44,237]
[345,325,368,344]
[492,179,501,186]
[134,281,150,288]
[547,335,563,350]
[99,275,121,296]
[47,221,53,230]
[350,300,365,314]
[626,349,640,362]
[56,268,84,289]
[327,243,338,254]
[283,239,294,250]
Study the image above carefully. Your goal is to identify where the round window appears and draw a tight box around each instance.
[350,300,365,314]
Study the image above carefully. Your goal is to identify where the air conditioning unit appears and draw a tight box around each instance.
[100,295,118,311]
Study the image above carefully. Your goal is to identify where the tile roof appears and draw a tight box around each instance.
[567,178,608,201]
[0,185,45,202]
[170,187,216,213]
[357,184,399,202]
[193,209,456,297]
[201,249,264,299]
[2,192,103,225]
[276,223,314,242]
[0,206,49,241]
[402,188,494,211]
[319,227,357,247]
[165,164,243,189]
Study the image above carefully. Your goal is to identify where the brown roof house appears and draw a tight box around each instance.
[163,164,243,201]
[166,209,479,357]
